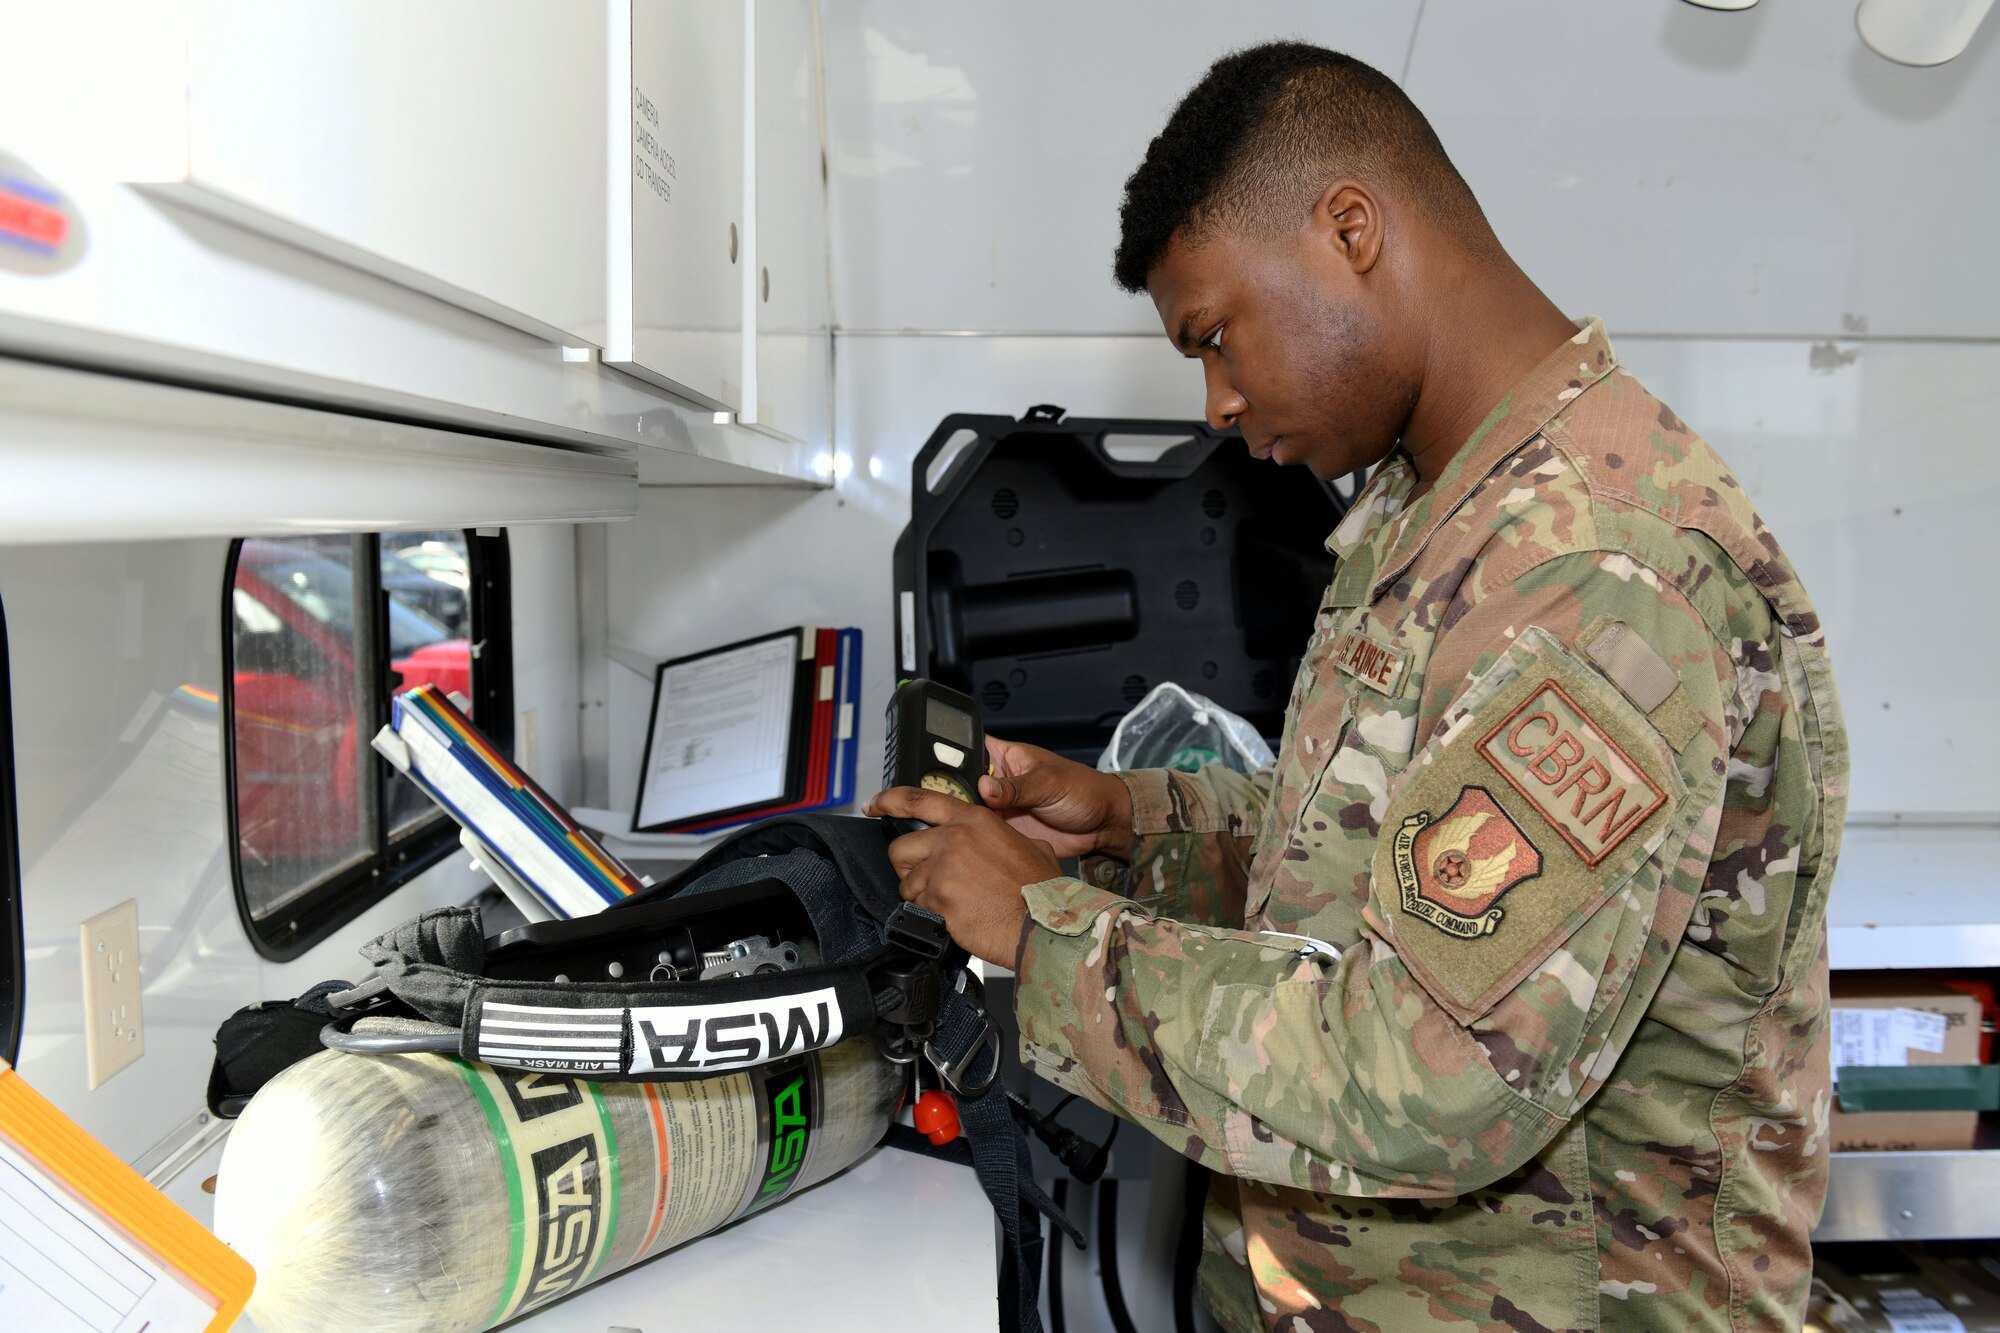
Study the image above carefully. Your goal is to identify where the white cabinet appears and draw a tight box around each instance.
[159,1,608,346]
[0,1,830,481]
[746,0,830,443]
[607,0,830,434]
[609,0,751,413]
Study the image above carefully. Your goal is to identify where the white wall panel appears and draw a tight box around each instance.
[1407,1,2000,338]
[824,2,1999,340]
[1617,334,2000,817]
[822,1,1419,333]
[506,524,584,805]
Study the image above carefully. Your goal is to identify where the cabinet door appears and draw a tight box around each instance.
[181,0,608,346]
[611,0,748,413]
[747,0,829,444]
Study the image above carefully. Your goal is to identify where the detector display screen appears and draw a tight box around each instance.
[925,696,974,748]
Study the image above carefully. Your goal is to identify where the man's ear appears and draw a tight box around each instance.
[1309,180,1382,276]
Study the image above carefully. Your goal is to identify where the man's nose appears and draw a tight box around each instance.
[1203,357,1247,432]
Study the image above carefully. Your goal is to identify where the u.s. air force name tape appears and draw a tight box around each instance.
[471,989,848,1077]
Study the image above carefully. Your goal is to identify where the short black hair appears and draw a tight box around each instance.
[1113,42,1491,293]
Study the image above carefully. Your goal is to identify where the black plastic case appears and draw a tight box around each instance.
[892,405,1352,759]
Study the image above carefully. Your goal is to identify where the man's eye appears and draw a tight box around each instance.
[1202,326,1225,353]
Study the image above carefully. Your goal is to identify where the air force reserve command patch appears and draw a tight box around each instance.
[1371,627,1686,1023]
[1390,787,1542,939]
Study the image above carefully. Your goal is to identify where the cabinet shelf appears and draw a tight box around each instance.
[1817,1124,2000,1241]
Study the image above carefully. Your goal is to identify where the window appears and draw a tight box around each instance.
[0,596,20,1065]
[224,530,513,960]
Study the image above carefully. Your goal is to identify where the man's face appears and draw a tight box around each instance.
[1148,225,1414,480]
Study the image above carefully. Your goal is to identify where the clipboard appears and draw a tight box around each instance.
[0,1058,253,1332]
[674,627,842,833]
[632,627,819,832]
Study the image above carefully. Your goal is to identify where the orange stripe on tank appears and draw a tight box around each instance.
[638,1081,671,1256]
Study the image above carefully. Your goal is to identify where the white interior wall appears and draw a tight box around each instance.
[0,523,579,1227]
[507,523,585,803]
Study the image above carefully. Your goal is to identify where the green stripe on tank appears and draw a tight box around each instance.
[454,1060,529,1328]
[582,1079,621,1285]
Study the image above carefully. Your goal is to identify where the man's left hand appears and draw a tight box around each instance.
[863,787,1062,968]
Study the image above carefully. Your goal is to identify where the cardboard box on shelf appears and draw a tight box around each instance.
[1829,973,1985,1153]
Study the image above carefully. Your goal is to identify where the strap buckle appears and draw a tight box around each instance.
[924,1017,1001,1099]
[884,903,951,960]
[871,903,953,1053]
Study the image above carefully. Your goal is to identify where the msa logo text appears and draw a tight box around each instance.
[628,988,844,1073]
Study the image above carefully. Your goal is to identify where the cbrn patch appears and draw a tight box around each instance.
[1370,628,1683,1024]
[1477,679,1666,865]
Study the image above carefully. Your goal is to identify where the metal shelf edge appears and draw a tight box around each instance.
[1816,1148,2000,1242]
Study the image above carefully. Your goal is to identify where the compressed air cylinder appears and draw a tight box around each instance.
[213,1038,903,1333]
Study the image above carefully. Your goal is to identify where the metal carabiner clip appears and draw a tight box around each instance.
[923,1019,1002,1099]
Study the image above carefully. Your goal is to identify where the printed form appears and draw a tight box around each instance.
[0,1133,216,1332]
[638,633,800,827]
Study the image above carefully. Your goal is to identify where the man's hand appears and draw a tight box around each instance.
[863,786,1063,968]
[979,736,1135,861]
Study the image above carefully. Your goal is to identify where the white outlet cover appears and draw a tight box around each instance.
[80,898,144,1090]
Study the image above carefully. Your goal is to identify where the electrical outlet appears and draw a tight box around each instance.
[80,899,144,1089]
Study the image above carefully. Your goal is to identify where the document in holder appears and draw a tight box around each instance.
[673,627,840,833]
[0,1059,253,1332]
[633,627,816,831]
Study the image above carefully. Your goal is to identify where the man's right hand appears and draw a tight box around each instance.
[978,736,1134,861]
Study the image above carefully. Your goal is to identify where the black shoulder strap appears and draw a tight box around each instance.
[620,813,910,926]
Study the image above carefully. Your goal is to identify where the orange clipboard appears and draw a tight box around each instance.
[0,1058,253,1332]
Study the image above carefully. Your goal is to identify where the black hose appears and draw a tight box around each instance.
[1048,1178,1068,1333]
[1173,1162,1212,1333]
[1098,1178,1140,1333]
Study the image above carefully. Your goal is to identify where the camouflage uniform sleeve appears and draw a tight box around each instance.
[1074,765,1270,928]
[1013,549,1737,1197]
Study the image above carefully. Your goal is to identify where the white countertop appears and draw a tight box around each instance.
[504,1146,997,1333]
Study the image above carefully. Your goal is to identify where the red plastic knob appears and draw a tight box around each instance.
[913,1089,961,1145]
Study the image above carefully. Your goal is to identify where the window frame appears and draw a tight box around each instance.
[222,529,513,962]
[0,596,22,1065]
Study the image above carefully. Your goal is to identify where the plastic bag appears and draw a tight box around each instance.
[1097,681,1274,776]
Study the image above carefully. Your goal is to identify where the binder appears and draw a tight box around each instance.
[374,685,645,918]
[828,627,863,807]
[0,1059,253,1333]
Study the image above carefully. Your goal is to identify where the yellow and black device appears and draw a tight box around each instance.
[885,678,986,805]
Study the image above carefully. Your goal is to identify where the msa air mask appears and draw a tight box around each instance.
[207,813,1072,1333]
[315,814,986,1087]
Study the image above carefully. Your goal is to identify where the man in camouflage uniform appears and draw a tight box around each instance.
[869,42,1846,1331]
